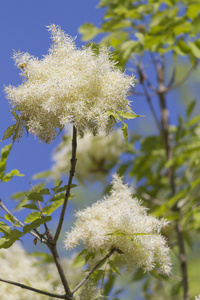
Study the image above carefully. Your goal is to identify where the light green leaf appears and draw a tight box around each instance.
[79,23,99,41]
[0,221,12,235]
[4,214,15,225]
[188,41,200,58]
[42,199,64,215]
[24,212,41,223]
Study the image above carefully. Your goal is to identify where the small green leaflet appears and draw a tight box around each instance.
[23,216,51,234]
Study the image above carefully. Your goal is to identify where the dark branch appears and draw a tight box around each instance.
[53,125,77,243]
[0,277,71,299]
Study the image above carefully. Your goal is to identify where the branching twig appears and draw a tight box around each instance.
[0,277,70,299]
[0,199,44,242]
[53,125,77,243]
[72,248,116,294]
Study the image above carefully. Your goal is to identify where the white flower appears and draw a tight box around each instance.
[5,24,135,143]
[64,175,171,275]
[195,296,200,300]
[52,129,126,183]
[0,243,82,299]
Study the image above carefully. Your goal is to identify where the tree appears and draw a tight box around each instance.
[0,1,200,300]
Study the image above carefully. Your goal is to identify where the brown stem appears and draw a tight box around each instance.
[156,60,189,300]
[53,125,77,243]
[0,277,69,299]
[48,243,72,298]
[72,248,116,294]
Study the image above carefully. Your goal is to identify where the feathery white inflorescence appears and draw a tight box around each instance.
[5,24,135,143]
[52,129,126,183]
[0,243,82,300]
[64,174,171,275]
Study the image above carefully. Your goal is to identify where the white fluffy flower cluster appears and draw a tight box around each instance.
[0,243,58,300]
[0,243,81,300]
[195,296,200,300]
[5,24,135,143]
[52,129,126,183]
[64,175,171,274]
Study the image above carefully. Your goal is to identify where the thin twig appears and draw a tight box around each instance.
[0,199,44,242]
[53,126,77,243]
[72,248,116,294]
[0,277,70,299]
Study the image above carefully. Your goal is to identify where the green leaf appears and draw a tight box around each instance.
[72,253,85,268]
[186,100,196,119]
[79,23,99,41]
[106,110,122,122]
[23,203,39,210]
[133,268,146,281]
[51,181,63,192]
[108,260,120,275]
[56,184,78,193]
[0,229,23,249]
[39,188,51,195]
[4,214,15,224]
[116,110,141,119]
[24,212,41,223]
[122,123,128,145]
[27,192,43,202]
[49,193,65,202]
[0,221,12,235]
[188,41,200,58]
[1,144,12,160]
[0,125,16,142]
[42,199,64,215]
[23,216,51,234]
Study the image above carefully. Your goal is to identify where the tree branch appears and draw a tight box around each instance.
[0,277,70,299]
[72,248,116,294]
[53,126,77,243]
[156,58,189,300]
[48,243,72,298]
